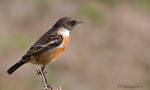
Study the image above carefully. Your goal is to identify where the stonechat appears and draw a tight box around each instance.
[7,17,82,89]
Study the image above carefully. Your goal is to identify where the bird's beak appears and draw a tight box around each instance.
[76,21,83,24]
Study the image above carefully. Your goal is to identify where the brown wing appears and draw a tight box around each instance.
[22,34,63,60]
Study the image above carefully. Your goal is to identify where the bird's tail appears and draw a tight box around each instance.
[7,60,27,75]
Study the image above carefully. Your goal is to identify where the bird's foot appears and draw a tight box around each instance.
[36,69,47,76]
[36,69,41,76]
[44,85,53,90]
[44,71,47,74]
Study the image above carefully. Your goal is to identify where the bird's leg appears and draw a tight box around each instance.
[36,65,53,90]
[41,65,47,74]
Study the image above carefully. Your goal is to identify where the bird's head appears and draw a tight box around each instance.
[54,17,83,31]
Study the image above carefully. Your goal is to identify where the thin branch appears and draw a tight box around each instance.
[36,66,61,90]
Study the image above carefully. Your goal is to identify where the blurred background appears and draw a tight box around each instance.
[1,0,150,90]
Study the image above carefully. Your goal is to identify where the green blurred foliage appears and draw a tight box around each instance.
[129,0,150,7]
[98,0,117,5]
[12,32,35,49]
[79,3,105,24]
[98,0,150,6]
[0,32,35,51]
[35,0,52,17]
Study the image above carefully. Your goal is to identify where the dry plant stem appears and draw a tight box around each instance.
[37,65,53,90]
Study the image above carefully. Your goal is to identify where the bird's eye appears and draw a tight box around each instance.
[68,21,76,26]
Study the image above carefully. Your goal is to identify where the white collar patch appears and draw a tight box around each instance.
[60,28,70,37]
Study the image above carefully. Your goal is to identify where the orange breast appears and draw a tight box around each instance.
[32,36,70,65]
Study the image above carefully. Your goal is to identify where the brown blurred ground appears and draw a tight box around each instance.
[1,0,150,90]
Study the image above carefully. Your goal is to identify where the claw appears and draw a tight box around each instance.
[44,71,47,74]
[47,85,53,90]
[44,85,53,90]
[36,70,41,76]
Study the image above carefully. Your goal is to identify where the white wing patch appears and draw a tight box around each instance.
[32,39,58,48]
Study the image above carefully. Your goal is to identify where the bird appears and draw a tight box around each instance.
[7,17,82,89]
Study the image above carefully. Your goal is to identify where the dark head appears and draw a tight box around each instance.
[53,17,83,31]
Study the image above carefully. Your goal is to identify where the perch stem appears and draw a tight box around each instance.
[37,66,53,90]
